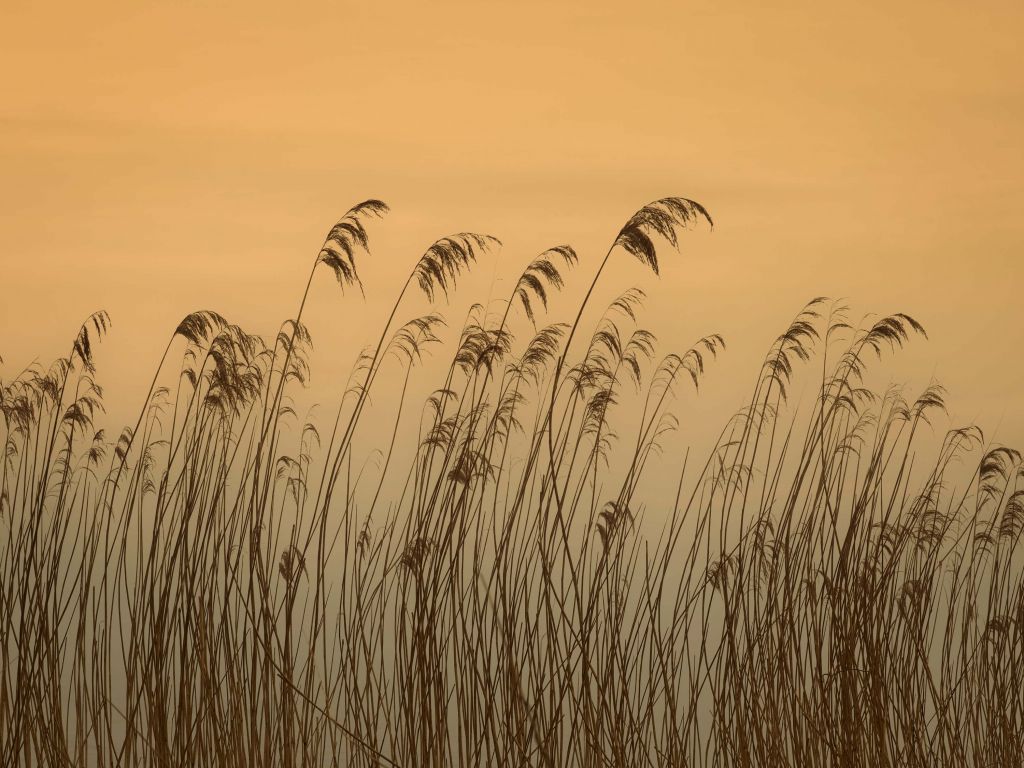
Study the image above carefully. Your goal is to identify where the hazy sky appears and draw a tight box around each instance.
[2,0,1023,445]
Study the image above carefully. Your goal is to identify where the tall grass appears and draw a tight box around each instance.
[2,199,1022,766]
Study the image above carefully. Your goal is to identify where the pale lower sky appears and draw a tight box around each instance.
[1,0,1022,445]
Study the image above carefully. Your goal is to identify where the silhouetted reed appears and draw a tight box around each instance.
[2,199,1021,766]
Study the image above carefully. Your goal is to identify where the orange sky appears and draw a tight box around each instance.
[2,0,1023,445]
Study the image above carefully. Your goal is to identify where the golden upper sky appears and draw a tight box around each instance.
[2,0,1023,443]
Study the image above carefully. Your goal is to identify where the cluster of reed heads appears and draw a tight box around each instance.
[2,198,1022,767]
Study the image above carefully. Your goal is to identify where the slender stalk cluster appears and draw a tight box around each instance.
[1,201,1021,767]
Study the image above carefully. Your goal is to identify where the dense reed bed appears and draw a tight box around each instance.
[2,198,1022,766]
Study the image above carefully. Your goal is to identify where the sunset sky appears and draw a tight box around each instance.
[2,0,1022,445]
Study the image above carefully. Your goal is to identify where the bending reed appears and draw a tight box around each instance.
[2,200,1021,767]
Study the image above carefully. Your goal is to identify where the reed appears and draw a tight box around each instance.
[1,199,1021,766]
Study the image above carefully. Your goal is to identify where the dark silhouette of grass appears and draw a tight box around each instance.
[1,199,1021,766]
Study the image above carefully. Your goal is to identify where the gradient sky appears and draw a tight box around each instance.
[2,0,1023,446]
